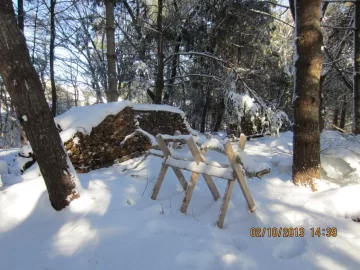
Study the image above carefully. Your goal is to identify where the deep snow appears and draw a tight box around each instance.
[1,131,360,270]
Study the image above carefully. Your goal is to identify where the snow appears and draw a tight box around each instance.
[161,134,192,140]
[165,156,234,180]
[0,160,9,174]
[22,101,192,155]
[72,137,80,145]
[22,115,28,122]
[135,127,157,146]
[133,104,185,116]
[55,101,189,142]
[55,101,133,142]
[120,131,137,146]
[2,130,360,269]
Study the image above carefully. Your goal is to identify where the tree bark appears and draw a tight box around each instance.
[333,106,339,127]
[289,0,295,22]
[353,0,360,133]
[340,99,347,130]
[319,75,325,132]
[154,0,164,104]
[200,88,211,133]
[213,97,225,132]
[164,34,181,104]
[0,0,80,210]
[105,0,118,102]
[50,0,57,116]
[292,0,322,189]
[17,0,24,31]
[17,0,27,145]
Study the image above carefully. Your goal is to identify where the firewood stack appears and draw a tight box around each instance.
[64,107,151,173]
[20,105,193,174]
[134,110,191,136]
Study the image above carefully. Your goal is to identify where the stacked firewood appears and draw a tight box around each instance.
[135,110,191,136]
[64,107,151,173]
[19,106,193,173]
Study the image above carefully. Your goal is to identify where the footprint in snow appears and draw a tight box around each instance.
[273,238,307,260]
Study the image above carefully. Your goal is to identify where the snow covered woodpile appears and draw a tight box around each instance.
[134,105,191,137]
[18,101,193,173]
[63,106,151,173]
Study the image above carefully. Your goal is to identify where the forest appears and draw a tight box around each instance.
[1,0,360,269]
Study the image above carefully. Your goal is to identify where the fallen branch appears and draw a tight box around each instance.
[117,151,147,166]
[331,124,350,134]
[246,168,271,179]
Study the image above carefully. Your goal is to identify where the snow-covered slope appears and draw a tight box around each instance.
[1,131,360,270]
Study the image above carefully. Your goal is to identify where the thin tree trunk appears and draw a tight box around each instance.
[31,0,40,63]
[353,0,360,133]
[289,0,295,21]
[333,106,339,127]
[164,35,181,104]
[50,0,57,116]
[213,97,225,132]
[200,88,211,133]
[0,0,80,210]
[17,0,24,31]
[340,99,347,129]
[292,0,322,189]
[105,0,118,102]
[154,0,164,104]
[319,75,325,132]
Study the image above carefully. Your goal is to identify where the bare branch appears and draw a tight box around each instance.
[164,74,225,85]
[249,9,294,28]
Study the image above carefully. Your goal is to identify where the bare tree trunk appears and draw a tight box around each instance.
[333,106,339,127]
[17,0,24,31]
[17,0,27,145]
[292,0,322,189]
[154,0,164,104]
[164,34,181,104]
[200,88,211,133]
[213,97,225,132]
[319,75,325,132]
[0,0,80,210]
[340,99,347,130]
[353,0,360,133]
[105,0,118,102]
[289,0,295,21]
[50,0,57,116]
[31,0,40,63]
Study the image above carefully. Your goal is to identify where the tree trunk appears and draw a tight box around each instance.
[200,88,211,133]
[292,0,322,189]
[333,106,339,127]
[289,0,295,21]
[50,0,57,116]
[17,0,27,145]
[0,0,80,210]
[213,97,225,132]
[17,0,24,31]
[340,99,347,129]
[353,0,360,133]
[164,34,181,105]
[154,0,164,104]
[319,75,325,132]
[105,0,118,102]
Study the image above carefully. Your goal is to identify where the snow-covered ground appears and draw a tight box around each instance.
[1,131,360,270]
